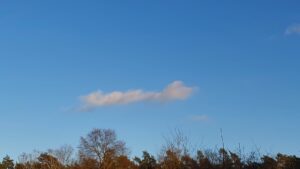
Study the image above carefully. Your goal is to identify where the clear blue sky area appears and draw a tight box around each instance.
[0,0,300,160]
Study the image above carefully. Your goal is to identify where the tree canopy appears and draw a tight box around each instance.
[1,128,299,169]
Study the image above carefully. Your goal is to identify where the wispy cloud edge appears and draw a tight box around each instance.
[188,114,210,122]
[285,24,300,35]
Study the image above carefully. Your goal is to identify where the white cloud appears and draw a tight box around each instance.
[285,24,300,35]
[79,81,195,111]
[188,115,209,122]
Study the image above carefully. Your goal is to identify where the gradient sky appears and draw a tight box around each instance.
[1,0,300,160]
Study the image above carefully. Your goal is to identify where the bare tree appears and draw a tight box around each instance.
[48,145,74,165]
[79,128,127,168]
[17,150,41,169]
[159,128,192,162]
[220,128,225,169]
[159,129,198,169]
[18,150,40,164]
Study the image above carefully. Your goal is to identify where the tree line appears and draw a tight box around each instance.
[1,128,299,169]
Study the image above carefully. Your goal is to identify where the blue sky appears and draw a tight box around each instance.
[0,0,300,160]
